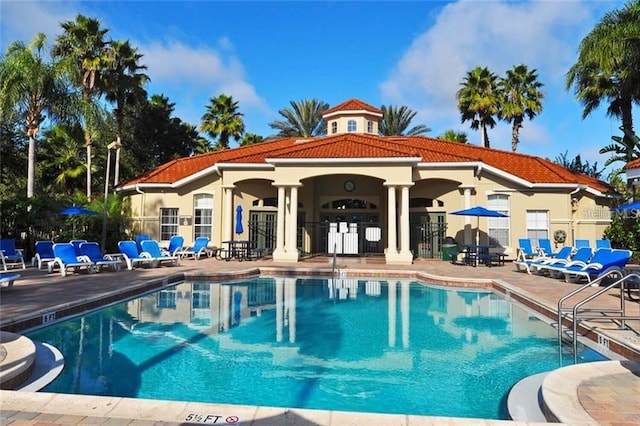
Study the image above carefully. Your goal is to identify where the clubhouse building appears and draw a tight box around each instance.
[117,99,615,265]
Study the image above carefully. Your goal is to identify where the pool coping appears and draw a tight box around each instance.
[1,266,639,425]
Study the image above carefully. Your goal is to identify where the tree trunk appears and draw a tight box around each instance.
[27,134,36,198]
[482,124,490,149]
[511,122,521,152]
[86,131,92,201]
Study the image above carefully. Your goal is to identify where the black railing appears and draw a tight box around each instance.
[411,222,448,259]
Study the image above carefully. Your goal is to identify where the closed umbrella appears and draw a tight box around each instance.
[59,205,99,239]
[235,205,244,235]
[450,206,508,246]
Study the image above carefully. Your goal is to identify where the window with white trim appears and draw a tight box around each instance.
[526,210,549,247]
[347,119,357,132]
[331,122,338,134]
[194,194,213,239]
[367,120,374,133]
[160,208,179,240]
[487,194,510,247]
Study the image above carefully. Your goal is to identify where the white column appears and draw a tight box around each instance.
[386,185,398,256]
[273,186,286,258]
[463,187,472,245]
[279,185,299,262]
[223,186,234,244]
[286,186,298,254]
[399,185,411,258]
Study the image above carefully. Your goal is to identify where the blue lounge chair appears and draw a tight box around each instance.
[0,238,26,270]
[163,235,185,257]
[32,240,55,270]
[70,239,88,256]
[535,246,594,277]
[595,239,612,250]
[79,242,122,272]
[179,237,213,260]
[560,249,632,283]
[516,238,542,262]
[574,239,591,249]
[514,246,572,274]
[141,240,179,266]
[117,240,155,270]
[0,272,20,287]
[537,238,557,257]
[135,234,150,253]
[48,243,95,277]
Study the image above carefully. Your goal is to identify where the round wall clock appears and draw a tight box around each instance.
[344,180,355,192]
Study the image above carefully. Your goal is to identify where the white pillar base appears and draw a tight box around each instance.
[273,249,299,263]
[385,251,413,265]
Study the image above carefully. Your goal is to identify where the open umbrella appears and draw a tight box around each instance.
[59,205,98,238]
[235,205,244,235]
[613,200,640,212]
[450,206,508,245]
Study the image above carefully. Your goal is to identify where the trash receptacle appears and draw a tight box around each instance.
[442,243,458,262]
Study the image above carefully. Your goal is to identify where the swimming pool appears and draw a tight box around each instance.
[26,276,606,420]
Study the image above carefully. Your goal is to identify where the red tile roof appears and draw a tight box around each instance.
[322,99,383,116]
[624,158,640,170]
[119,133,612,194]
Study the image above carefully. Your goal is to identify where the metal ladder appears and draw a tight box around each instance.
[557,271,640,364]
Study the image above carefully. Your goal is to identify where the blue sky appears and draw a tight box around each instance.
[1,0,634,176]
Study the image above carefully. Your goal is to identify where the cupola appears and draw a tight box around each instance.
[322,99,383,135]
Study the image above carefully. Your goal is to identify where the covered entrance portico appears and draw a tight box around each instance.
[267,165,417,264]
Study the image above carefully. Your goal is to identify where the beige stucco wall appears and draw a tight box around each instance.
[122,161,613,259]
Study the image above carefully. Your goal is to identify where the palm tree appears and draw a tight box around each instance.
[438,129,468,143]
[101,40,148,187]
[41,124,86,194]
[456,66,501,148]
[499,64,544,152]
[566,1,640,163]
[53,14,110,200]
[601,127,640,167]
[0,32,72,198]
[200,94,245,149]
[240,133,264,146]
[269,98,329,137]
[379,105,431,136]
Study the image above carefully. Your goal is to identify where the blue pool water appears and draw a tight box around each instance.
[27,277,606,419]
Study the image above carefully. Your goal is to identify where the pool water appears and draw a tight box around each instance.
[27,277,606,419]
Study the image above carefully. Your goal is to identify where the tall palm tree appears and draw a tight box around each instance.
[200,94,245,149]
[499,64,544,152]
[269,98,329,137]
[438,129,468,143]
[41,124,86,194]
[566,0,640,164]
[0,32,72,198]
[101,40,148,187]
[53,14,110,200]
[456,66,501,148]
[379,105,431,136]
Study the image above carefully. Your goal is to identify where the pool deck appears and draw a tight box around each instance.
[1,256,639,425]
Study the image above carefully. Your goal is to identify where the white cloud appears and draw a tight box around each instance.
[380,0,603,136]
[0,1,79,50]
[139,40,269,114]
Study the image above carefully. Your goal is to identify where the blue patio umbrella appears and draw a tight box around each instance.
[58,205,99,238]
[450,206,508,245]
[613,200,640,212]
[235,205,244,234]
